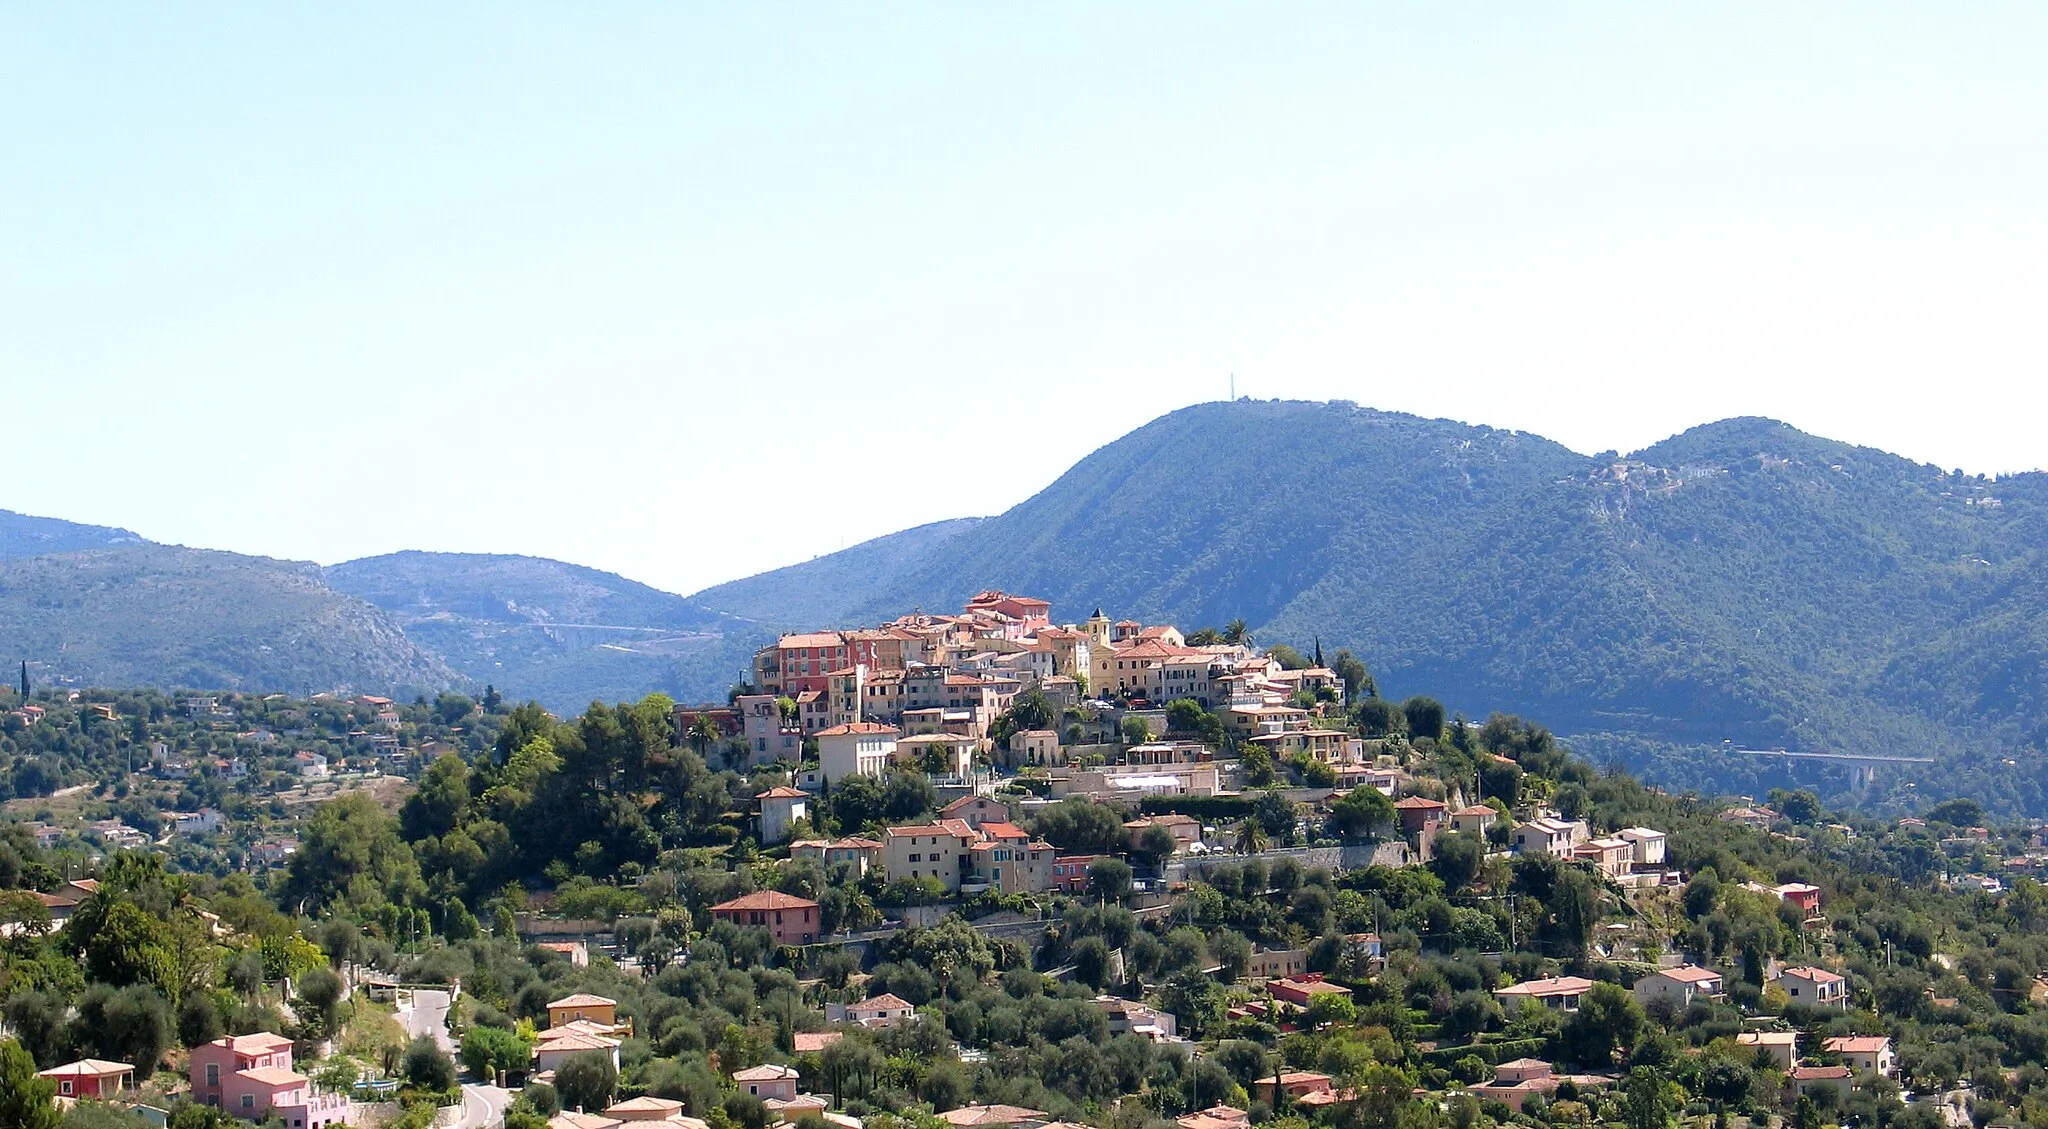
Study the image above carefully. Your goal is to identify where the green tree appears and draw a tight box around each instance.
[401,1035,457,1093]
[1240,746,1277,788]
[1402,697,1446,742]
[1165,700,1225,746]
[1623,1067,1675,1129]
[1120,716,1153,746]
[0,1039,61,1129]
[1562,983,1644,1068]
[1087,858,1133,903]
[554,1052,617,1113]
[1265,645,1309,670]
[1331,650,1373,704]
[1329,787,1394,840]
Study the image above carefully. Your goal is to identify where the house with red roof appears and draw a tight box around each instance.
[1633,964,1726,1009]
[709,891,821,946]
[756,786,810,844]
[38,1059,132,1100]
[1773,966,1849,1009]
[1823,1035,1896,1077]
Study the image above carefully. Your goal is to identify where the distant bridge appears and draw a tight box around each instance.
[1726,748,1935,788]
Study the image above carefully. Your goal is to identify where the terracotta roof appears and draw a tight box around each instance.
[547,993,618,1008]
[757,786,810,799]
[711,891,820,912]
[936,1104,1051,1127]
[792,1031,844,1053]
[1790,1066,1852,1081]
[1654,965,1723,984]
[815,722,898,736]
[552,1114,624,1129]
[214,1032,294,1054]
[1256,1071,1334,1085]
[777,633,845,649]
[1453,804,1498,817]
[1393,796,1448,810]
[534,1032,620,1051]
[605,1098,682,1115]
[978,822,1029,839]
[851,993,913,1012]
[1496,976,1596,997]
[1779,966,1845,984]
[238,1066,308,1086]
[1823,1035,1891,1054]
[733,1063,800,1082]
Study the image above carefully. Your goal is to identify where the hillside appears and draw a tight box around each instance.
[326,551,762,712]
[0,545,458,697]
[690,400,2048,800]
[0,508,146,559]
[689,517,987,627]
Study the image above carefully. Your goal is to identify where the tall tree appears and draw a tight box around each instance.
[0,1038,60,1129]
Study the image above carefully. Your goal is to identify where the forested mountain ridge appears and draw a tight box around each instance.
[325,551,755,711]
[693,401,2048,781]
[0,545,458,697]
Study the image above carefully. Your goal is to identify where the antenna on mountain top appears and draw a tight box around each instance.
[1230,373,1235,401]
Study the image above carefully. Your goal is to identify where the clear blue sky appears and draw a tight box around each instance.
[5,5,2045,595]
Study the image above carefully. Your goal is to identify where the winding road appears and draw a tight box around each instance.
[395,988,512,1129]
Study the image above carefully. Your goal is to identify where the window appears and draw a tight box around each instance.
[207,1065,219,1086]
[243,1096,255,1110]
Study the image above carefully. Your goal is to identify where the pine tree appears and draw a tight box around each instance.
[0,1038,61,1129]
[17,661,26,702]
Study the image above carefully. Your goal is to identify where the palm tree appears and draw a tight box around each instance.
[1236,816,1269,854]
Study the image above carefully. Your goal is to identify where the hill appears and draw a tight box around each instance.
[0,545,458,697]
[0,508,147,559]
[326,551,761,712]
[690,400,2048,807]
[688,517,987,627]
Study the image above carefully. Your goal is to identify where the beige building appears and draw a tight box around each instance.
[816,722,899,783]
[883,819,978,891]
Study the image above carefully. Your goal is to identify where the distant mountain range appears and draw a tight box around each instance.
[5,402,2047,811]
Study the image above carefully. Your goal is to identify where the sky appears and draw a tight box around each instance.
[4,5,2046,596]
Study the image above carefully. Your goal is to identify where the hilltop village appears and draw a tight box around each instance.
[0,592,2046,1129]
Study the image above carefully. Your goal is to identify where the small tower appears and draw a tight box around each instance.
[1084,608,1112,650]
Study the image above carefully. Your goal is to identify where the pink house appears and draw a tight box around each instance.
[190,1032,351,1129]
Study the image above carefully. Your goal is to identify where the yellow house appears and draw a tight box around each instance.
[547,993,618,1029]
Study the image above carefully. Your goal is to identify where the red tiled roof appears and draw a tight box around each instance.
[710,891,819,912]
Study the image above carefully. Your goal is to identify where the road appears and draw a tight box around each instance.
[394,987,512,1129]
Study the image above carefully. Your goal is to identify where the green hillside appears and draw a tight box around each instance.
[0,545,459,697]
[326,551,762,712]
[690,400,2048,804]
[688,517,986,627]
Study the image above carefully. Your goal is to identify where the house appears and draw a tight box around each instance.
[1255,1071,1334,1107]
[1619,827,1667,867]
[1513,817,1589,857]
[604,1096,709,1129]
[940,795,1012,830]
[1176,1107,1250,1129]
[38,1059,133,1099]
[1269,974,1352,1008]
[1786,1066,1854,1099]
[829,993,917,1029]
[816,722,899,783]
[537,942,589,967]
[534,1030,622,1074]
[1494,975,1596,1011]
[1247,948,1309,980]
[173,809,224,837]
[293,752,329,779]
[1823,1035,1896,1077]
[85,820,148,848]
[788,837,883,876]
[1392,796,1448,837]
[1633,965,1725,1009]
[756,787,809,845]
[1094,997,1178,1040]
[547,994,618,1028]
[1050,855,1101,894]
[969,838,1055,893]
[736,695,804,767]
[896,733,975,779]
[883,819,978,891]
[1450,804,1499,837]
[708,891,821,946]
[251,840,299,867]
[936,1105,1050,1129]
[1774,966,1849,1009]
[1735,1031,1798,1069]
[732,1064,800,1102]
[1006,729,1063,769]
[1468,1059,1561,1112]
[755,633,852,696]
[791,1032,843,1054]
[190,1032,350,1129]
[1573,837,1636,877]
[1123,814,1202,854]
[1776,883,1823,918]
[552,1114,624,1129]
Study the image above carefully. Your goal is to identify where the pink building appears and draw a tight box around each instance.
[708,890,821,946]
[190,1032,351,1129]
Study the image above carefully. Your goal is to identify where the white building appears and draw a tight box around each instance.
[1633,965,1724,1009]
[816,722,899,783]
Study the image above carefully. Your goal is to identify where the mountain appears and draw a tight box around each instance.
[0,545,458,697]
[0,508,147,559]
[688,518,987,627]
[325,551,761,712]
[690,400,2048,808]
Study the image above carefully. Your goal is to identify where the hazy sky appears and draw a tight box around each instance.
[5,5,2045,596]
